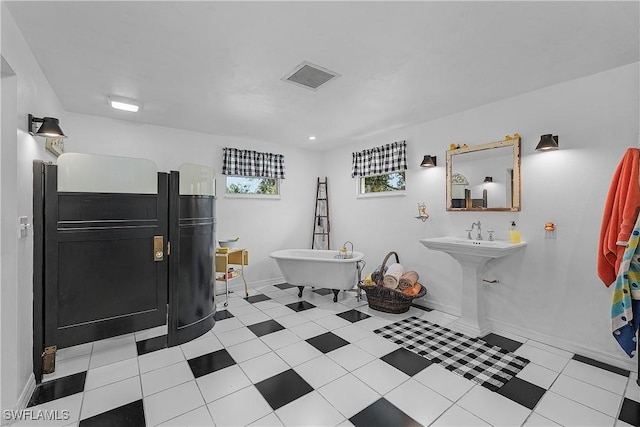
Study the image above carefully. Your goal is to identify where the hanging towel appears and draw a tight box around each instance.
[398,271,419,291]
[611,214,640,357]
[383,263,404,289]
[598,148,640,287]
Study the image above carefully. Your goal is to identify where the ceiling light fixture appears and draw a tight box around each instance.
[308,136,316,141]
[484,176,493,183]
[535,134,559,151]
[108,96,140,113]
[420,155,437,167]
[28,114,66,138]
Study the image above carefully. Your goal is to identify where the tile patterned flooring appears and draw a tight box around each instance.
[21,283,640,426]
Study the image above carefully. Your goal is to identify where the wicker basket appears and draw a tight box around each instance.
[358,251,426,314]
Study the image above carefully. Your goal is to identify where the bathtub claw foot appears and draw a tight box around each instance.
[332,289,339,302]
[297,286,304,298]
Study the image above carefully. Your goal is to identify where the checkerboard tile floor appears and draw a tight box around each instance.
[22,283,640,426]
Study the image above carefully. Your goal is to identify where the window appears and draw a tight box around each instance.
[358,171,406,197]
[225,176,279,196]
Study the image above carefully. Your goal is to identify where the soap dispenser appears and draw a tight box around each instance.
[509,221,521,243]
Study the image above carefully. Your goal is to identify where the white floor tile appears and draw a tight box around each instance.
[332,323,372,343]
[299,307,334,322]
[42,354,90,382]
[431,404,491,427]
[457,385,531,426]
[179,334,224,360]
[317,373,380,418]
[236,310,271,326]
[275,313,311,329]
[326,343,376,372]
[56,342,93,362]
[272,295,304,306]
[262,305,296,318]
[417,310,459,326]
[260,329,302,350]
[525,340,574,359]
[13,393,83,427]
[514,343,571,372]
[253,300,283,311]
[516,362,560,389]
[353,316,394,331]
[352,359,408,395]
[275,391,345,427]
[413,364,474,402]
[353,334,400,358]
[239,352,289,383]
[295,355,349,389]
[535,391,615,426]
[84,357,140,391]
[276,340,323,367]
[210,317,244,334]
[207,385,272,426]
[215,326,256,347]
[89,342,137,369]
[625,373,640,401]
[226,338,272,363]
[196,365,252,403]
[80,376,142,421]
[314,314,352,331]
[138,346,185,374]
[92,334,135,352]
[143,380,205,427]
[248,412,283,426]
[386,379,453,426]
[549,374,622,417]
[562,359,629,395]
[157,405,213,426]
[134,325,168,342]
[141,360,194,397]
[228,303,261,317]
[523,412,562,426]
[289,322,328,340]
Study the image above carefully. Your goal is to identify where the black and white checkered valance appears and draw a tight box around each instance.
[351,140,407,178]
[222,147,285,179]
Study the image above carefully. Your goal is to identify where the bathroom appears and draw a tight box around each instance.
[1,1,639,426]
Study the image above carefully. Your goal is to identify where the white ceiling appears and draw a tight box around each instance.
[6,1,639,150]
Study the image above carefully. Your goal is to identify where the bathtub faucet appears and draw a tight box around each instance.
[341,241,354,259]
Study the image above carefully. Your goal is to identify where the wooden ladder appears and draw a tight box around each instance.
[312,177,330,249]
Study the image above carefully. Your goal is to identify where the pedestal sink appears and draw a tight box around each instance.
[420,236,526,337]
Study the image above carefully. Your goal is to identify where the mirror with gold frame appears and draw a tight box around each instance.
[446,137,521,211]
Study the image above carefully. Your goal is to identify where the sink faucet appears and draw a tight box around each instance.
[471,220,483,240]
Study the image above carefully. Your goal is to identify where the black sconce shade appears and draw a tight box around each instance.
[535,134,558,151]
[484,176,493,183]
[420,155,437,167]
[28,114,66,138]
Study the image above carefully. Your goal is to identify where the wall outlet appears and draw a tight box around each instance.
[18,216,31,239]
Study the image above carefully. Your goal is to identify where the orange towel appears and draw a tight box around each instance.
[402,283,422,296]
[598,148,640,287]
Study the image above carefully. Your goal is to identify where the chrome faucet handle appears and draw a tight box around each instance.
[487,230,495,241]
[466,229,473,240]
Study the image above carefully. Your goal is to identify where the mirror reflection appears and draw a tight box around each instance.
[446,138,521,211]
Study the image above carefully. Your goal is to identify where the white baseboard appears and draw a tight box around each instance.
[2,374,36,426]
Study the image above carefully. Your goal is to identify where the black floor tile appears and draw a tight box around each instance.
[306,332,349,353]
[337,309,371,323]
[247,319,285,337]
[245,294,271,304]
[214,310,234,320]
[496,377,546,409]
[254,369,313,410]
[275,283,295,290]
[79,399,145,427]
[313,288,333,296]
[618,397,640,426]
[350,398,420,427]
[572,354,630,377]
[381,348,433,376]
[187,349,236,378]
[285,300,316,312]
[28,371,86,407]
[411,303,433,312]
[136,335,167,356]
[481,333,523,353]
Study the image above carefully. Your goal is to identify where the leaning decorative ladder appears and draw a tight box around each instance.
[311,177,330,250]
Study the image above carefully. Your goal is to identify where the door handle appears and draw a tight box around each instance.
[154,236,164,261]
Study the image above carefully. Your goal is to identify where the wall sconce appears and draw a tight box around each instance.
[483,176,493,183]
[28,114,66,138]
[420,155,437,167]
[535,134,558,151]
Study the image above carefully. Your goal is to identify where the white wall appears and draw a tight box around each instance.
[62,112,322,287]
[323,62,640,369]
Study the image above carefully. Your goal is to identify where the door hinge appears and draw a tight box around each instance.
[42,345,56,374]
[167,241,171,256]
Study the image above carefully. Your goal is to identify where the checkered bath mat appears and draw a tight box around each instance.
[374,317,529,391]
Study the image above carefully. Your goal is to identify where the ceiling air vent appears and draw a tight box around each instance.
[282,61,340,91]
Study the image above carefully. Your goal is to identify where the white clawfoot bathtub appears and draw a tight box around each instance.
[269,249,365,301]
